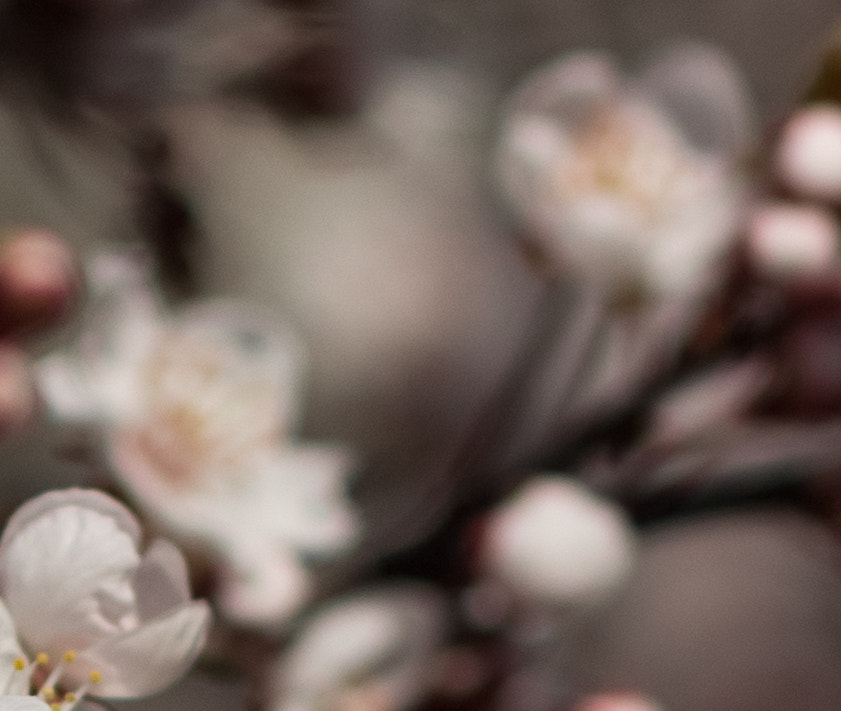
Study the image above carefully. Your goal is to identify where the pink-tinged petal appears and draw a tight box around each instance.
[635,42,754,155]
[649,358,773,445]
[0,490,142,654]
[0,698,51,711]
[75,601,210,698]
[215,542,310,628]
[134,539,191,621]
[0,600,29,695]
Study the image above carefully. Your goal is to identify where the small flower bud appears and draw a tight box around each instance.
[574,691,665,711]
[746,201,840,279]
[776,104,841,201]
[0,229,77,333]
[483,476,635,607]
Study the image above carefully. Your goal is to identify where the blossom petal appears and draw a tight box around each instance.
[507,51,619,120]
[0,489,142,654]
[0,698,51,711]
[36,252,163,424]
[635,42,754,155]
[0,599,29,695]
[274,585,448,711]
[134,539,191,621]
[215,541,310,628]
[0,489,140,547]
[77,601,211,698]
[257,445,360,555]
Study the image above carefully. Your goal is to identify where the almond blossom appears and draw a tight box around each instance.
[37,251,361,629]
[270,584,448,711]
[0,488,210,706]
[496,43,753,297]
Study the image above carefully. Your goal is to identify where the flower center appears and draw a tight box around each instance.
[13,650,103,711]
[124,335,280,491]
[554,101,710,228]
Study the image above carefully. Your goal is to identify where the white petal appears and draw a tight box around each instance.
[275,585,448,711]
[0,600,29,695]
[635,41,754,155]
[0,698,51,711]
[76,601,211,698]
[645,175,743,295]
[0,489,140,547]
[37,253,163,424]
[215,543,310,628]
[36,354,103,423]
[257,446,360,555]
[112,431,359,560]
[508,51,619,120]
[133,539,192,621]
[0,489,142,654]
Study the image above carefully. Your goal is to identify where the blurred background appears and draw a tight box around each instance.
[4,1,841,711]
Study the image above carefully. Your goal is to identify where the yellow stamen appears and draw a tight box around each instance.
[36,652,49,666]
[41,687,56,701]
[63,650,76,663]
[89,670,102,684]
[12,657,25,671]
[64,692,76,703]
[50,704,61,711]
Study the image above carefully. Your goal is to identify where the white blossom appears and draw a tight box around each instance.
[0,488,210,704]
[271,584,448,711]
[496,43,753,296]
[37,252,360,629]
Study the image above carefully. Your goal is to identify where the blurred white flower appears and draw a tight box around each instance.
[37,252,360,629]
[483,476,635,607]
[496,43,753,296]
[156,72,542,559]
[0,488,210,703]
[574,691,664,711]
[775,103,841,201]
[0,698,50,711]
[271,584,448,711]
[746,201,840,278]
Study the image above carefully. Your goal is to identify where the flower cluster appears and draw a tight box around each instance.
[5,10,841,711]
[37,252,360,629]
